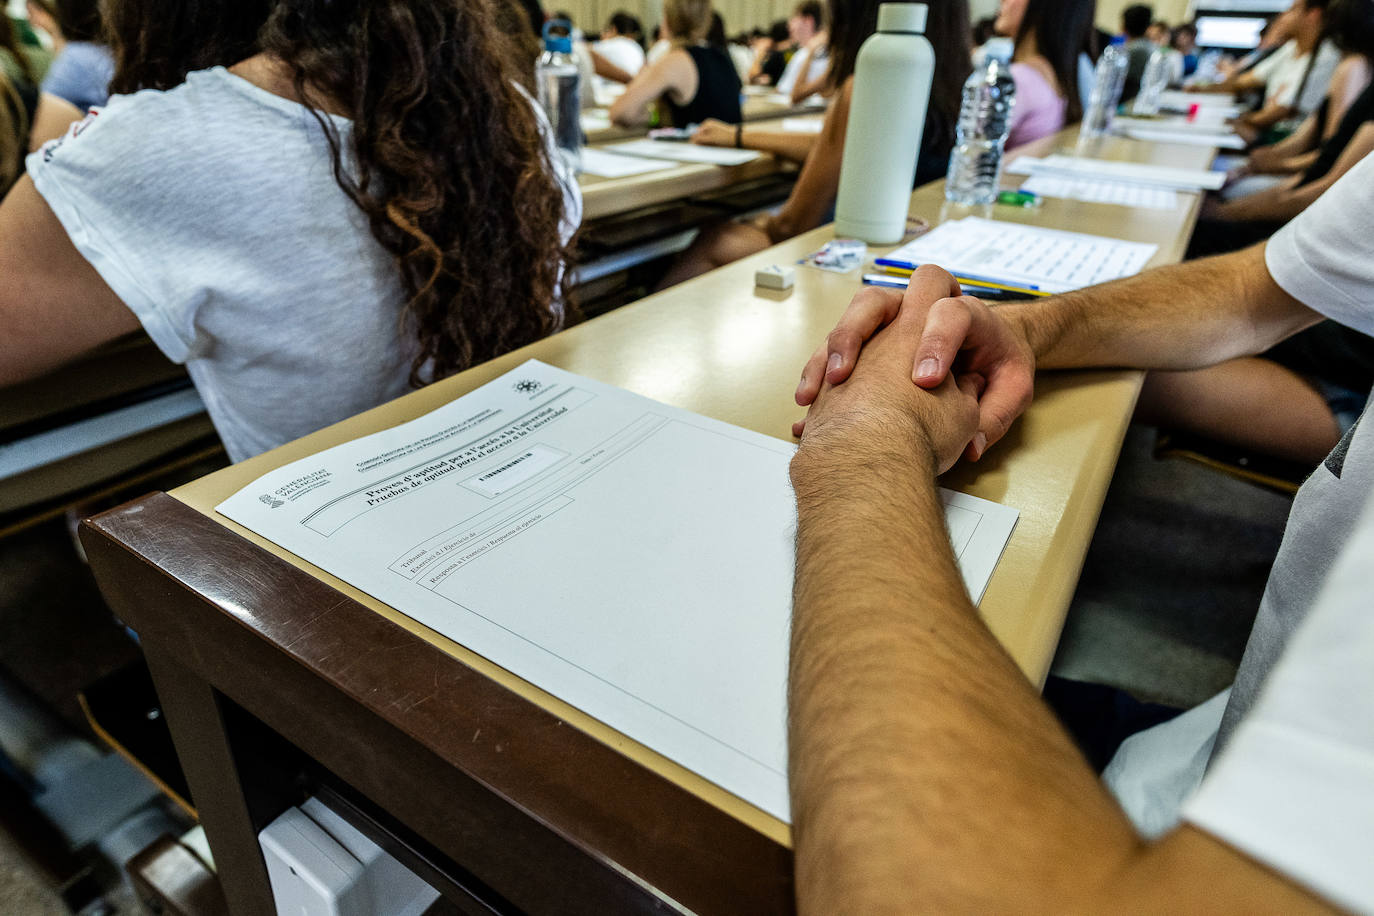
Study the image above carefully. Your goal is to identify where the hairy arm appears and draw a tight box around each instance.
[1001,242,1318,371]
[0,177,140,387]
[789,265,1340,915]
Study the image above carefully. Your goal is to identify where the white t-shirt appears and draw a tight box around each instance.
[1106,152,1374,913]
[775,44,829,97]
[593,35,646,77]
[1252,39,1340,113]
[28,67,580,463]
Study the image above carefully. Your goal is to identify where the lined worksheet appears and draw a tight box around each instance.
[218,361,1019,822]
[1007,154,1226,190]
[879,217,1158,293]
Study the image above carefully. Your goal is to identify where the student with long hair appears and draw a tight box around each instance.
[995,0,1094,147]
[0,0,579,463]
[663,0,971,287]
[608,0,741,126]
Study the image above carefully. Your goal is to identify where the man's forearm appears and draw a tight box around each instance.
[789,443,1141,913]
[997,243,1318,372]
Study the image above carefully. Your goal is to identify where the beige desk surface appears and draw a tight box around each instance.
[579,113,818,221]
[170,126,1215,844]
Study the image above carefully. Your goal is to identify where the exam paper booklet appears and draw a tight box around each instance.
[605,138,763,166]
[1007,154,1227,190]
[877,216,1158,294]
[217,361,1019,822]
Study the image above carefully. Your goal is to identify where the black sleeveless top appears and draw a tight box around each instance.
[665,45,742,127]
[1301,81,1374,186]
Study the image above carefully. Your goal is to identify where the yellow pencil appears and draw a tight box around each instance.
[880,266,1049,297]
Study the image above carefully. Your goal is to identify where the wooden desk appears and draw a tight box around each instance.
[82,127,1215,914]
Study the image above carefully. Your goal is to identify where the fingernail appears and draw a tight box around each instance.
[973,432,988,457]
[827,353,843,375]
[917,358,939,379]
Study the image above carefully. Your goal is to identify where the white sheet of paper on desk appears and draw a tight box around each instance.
[1157,90,1242,116]
[883,217,1158,293]
[216,360,1018,823]
[1020,174,1180,210]
[781,117,824,133]
[1120,126,1247,149]
[578,148,679,178]
[605,139,763,165]
[1007,154,1226,190]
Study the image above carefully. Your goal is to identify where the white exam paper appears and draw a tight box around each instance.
[217,361,1019,821]
[781,117,824,134]
[1007,154,1226,190]
[882,217,1157,293]
[1020,174,1181,210]
[606,138,763,166]
[579,148,679,178]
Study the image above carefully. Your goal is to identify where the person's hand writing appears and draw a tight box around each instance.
[794,267,984,476]
[793,265,1035,460]
[691,119,736,147]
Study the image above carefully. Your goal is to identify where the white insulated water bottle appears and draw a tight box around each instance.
[833,3,935,244]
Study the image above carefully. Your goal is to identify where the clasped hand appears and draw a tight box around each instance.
[792,265,1036,472]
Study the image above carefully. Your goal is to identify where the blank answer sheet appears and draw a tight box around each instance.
[218,361,1019,821]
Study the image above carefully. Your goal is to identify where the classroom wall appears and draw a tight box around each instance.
[1094,0,1193,34]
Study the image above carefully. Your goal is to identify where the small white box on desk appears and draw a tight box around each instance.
[754,265,795,290]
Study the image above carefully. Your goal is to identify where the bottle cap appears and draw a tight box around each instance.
[983,37,1013,62]
[543,19,574,53]
[876,3,927,34]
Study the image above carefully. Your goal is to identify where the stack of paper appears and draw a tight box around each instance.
[605,139,763,166]
[1113,117,1246,149]
[877,216,1158,293]
[1007,154,1226,190]
[1020,174,1181,210]
[579,148,678,178]
[217,361,1020,821]
[781,117,824,134]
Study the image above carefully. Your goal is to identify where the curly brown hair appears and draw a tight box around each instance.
[105,0,575,387]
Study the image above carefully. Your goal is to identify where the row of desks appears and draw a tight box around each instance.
[83,126,1216,913]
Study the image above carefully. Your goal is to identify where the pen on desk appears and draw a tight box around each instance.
[862,274,1034,301]
[878,266,1048,298]
[874,258,1045,293]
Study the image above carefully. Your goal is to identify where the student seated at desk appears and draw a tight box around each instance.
[996,0,1094,148]
[593,11,646,82]
[1241,0,1374,179]
[786,152,1374,914]
[608,0,740,127]
[0,0,579,464]
[662,0,970,287]
[1188,80,1374,255]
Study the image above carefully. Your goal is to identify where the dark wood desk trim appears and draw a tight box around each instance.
[82,492,794,915]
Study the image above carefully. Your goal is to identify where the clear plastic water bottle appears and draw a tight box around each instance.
[1133,46,1170,116]
[1082,40,1128,137]
[944,37,1015,206]
[537,20,583,172]
[1191,48,1223,87]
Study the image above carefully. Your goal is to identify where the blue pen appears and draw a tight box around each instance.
[872,258,1043,292]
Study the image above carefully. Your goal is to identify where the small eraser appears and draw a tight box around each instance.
[755,265,795,290]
